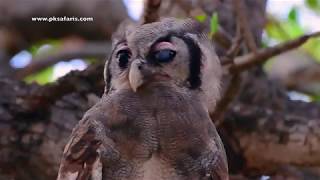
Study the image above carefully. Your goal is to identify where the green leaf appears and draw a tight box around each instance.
[284,21,304,38]
[303,38,320,62]
[306,0,319,8]
[265,16,320,64]
[209,12,218,37]
[305,0,320,12]
[195,14,207,22]
[288,7,298,23]
[24,66,54,85]
[265,17,304,42]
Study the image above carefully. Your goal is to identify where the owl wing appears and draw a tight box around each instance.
[209,152,229,180]
[208,128,229,180]
[57,103,117,180]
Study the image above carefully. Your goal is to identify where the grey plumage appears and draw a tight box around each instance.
[57,18,228,180]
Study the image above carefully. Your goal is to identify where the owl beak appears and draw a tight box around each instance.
[129,60,149,92]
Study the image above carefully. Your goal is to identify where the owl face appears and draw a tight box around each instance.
[105,18,222,111]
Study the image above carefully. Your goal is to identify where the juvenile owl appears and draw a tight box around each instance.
[57,18,228,180]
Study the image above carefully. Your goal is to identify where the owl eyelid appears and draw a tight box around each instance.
[116,49,131,58]
[152,47,176,54]
[152,41,175,52]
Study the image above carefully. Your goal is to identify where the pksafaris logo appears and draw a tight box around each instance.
[31,16,94,22]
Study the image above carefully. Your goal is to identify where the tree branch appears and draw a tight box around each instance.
[221,25,243,65]
[17,63,105,113]
[233,0,257,53]
[142,0,162,24]
[212,27,233,50]
[213,25,243,124]
[229,31,320,73]
[15,42,110,79]
[212,73,242,126]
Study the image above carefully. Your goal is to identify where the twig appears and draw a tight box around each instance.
[15,42,110,79]
[212,27,233,50]
[212,73,242,125]
[221,25,243,65]
[213,19,243,124]
[233,0,257,53]
[142,0,162,24]
[230,31,320,73]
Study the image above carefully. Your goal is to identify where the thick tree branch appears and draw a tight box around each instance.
[222,99,320,174]
[15,42,110,79]
[17,63,105,113]
[0,0,127,42]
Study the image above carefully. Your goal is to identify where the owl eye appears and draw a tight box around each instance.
[153,49,176,63]
[116,49,131,69]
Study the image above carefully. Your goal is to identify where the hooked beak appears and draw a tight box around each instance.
[129,60,150,92]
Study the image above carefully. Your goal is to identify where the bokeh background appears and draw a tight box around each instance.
[3,0,320,102]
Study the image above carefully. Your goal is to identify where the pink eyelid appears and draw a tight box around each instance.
[154,41,176,51]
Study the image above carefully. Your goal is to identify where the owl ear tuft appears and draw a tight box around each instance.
[111,20,136,46]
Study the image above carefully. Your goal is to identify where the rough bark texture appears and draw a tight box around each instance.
[1,0,320,179]
[221,73,320,178]
[0,64,104,180]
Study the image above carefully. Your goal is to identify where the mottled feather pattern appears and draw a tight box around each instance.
[58,17,228,180]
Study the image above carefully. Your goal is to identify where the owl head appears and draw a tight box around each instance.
[104,18,222,112]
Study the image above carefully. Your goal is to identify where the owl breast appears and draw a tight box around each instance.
[139,155,182,180]
[102,86,222,179]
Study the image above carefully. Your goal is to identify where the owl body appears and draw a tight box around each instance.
[58,18,228,180]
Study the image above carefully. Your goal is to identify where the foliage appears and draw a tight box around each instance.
[195,14,207,22]
[305,0,320,13]
[264,3,320,101]
[24,40,63,85]
[265,6,320,63]
[209,12,218,38]
[195,12,218,39]
[29,39,61,56]
[25,67,54,85]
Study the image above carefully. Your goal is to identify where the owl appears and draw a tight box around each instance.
[57,18,228,180]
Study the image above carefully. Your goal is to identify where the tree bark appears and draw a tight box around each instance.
[0,64,104,180]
